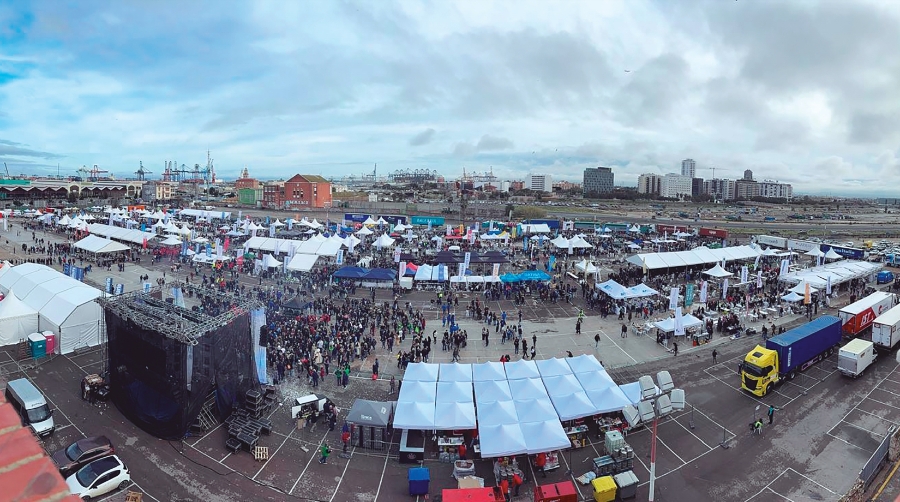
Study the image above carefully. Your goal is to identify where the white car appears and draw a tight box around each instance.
[65,455,131,500]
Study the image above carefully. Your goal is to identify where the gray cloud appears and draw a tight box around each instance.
[0,139,63,159]
[409,128,436,146]
[453,135,514,157]
[848,112,900,144]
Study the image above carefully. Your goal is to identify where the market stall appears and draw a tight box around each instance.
[346,399,393,450]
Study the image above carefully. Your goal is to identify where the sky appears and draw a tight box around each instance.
[1,1,900,196]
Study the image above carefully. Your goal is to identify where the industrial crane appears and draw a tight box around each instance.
[3,162,9,179]
[135,161,152,181]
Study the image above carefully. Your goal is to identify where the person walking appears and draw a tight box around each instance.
[389,376,396,394]
[319,443,331,464]
[672,341,678,357]
[594,333,601,348]
[342,430,351,453]
[621,323,628,338]
[530,345,536,360]
[767,405,776,425]
[372,358,379,378]
[712,348,718,364]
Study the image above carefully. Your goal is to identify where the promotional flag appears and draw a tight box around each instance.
[446,225,452,236]
[754,254,761,269]
[722,279,729,299]
[458,263,466,278]
[224,237,230,252]
[348,239,355,254]
[741,266,748,284]
[568,238,574,255]
[674,307,685,336]
[336,249,344,265]
[669,287,679,310]
[427,220,432,232]
[523,237,528,252]
[779,258,790,277]
[469,230,476,245]
[685,283,694,306]
[463,252,471,271]
[114,284,124,295]
[142,237,148,249]
[265,216,270,225]
[269,224,275,237]
[826,275,832,295]
[549,255,556,271]
[757,271,763,289]
[394,247,401,263]
[437,264,446,282]
[700,281,708,303]
[804,282,811,304]
[140,223,146,232]
[238,210,242,220]
[492,263,500,278]
[206,243,212,258]
[399,261,407,277]
[288,218,293,230]
[143,282,152,293]
[106,277,113,294]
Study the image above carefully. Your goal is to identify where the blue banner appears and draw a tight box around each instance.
[143,282,152,293]
[63,263,71,276]
[106,277,113,294]
[73,267,84,282]
[685,283,694,307]
[114,283,124,295]
[206,243,212,258]
[437,264,445,282]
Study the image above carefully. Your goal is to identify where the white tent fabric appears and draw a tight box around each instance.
[550,236,569,248]
[433,402,476,430]
[0,290,39,346]
[439,363,473,382]
[542,374,582,395]
[397,380,437,403]
[825,248,842,260]
[788,282,818,294]
[782,292,803,302]
[472,361,508,382]
[262,254,282,268]
[627,245,762,271]
[503,359,541,380]
[477,400,520,425]
[479,423,527,457]
[74,235,130,254]
[654,314,704,333]
[619,381,660,406]
[536,358,574,377]
[566,354,605,374]
[520,420,572,455]
[575,370,617,391]
[548,391,598,420]
[570,236,593,249]
[179,208,231,219]
[513,398,557,423]
[373,234,395,248]
[507,377,550,399]
[626,283,659,298]
[0,264,101,354]
[87,223,156,245]
[574,260,599,275]
[392,401,435,430]
[436,381,474,403]
[286,254,319,272]
[585,386,632,413]
[805,246,824,257]
[597,279,630,299]
[158,236,183,246]
[312,239,342,258]
[520,223,551,234]
[355,226,373,236]
[473,379,512,401]
[403,363,440,382]
[779,260,881,288]
[703,264,733,277]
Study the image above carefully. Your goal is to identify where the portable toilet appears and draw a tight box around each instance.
[27,332,46,358]
[42,331,56,355]
[591,476,617,502]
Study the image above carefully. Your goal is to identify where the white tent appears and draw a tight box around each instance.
[373,234,396,248]
[73,235,130,254]
[788,282,818,294]
[548,391,598,420]
[433,402,476,430]
[473,379,512,401]
[824,248,842,260]
[566,354,605,374]
[356,226,374,236]
[477,400,520,425]
[0,264,102,354]
[703,264,733,278]
[479,423,527,457]
[781,291,803,302]
[439,363,473,382]
[574,370,617,392]
[393,223,408,233]
[536,357,574,377]
[286,254,319,272]
[0,289,39,346]
[158,236,183,246]
[585,386,632,413]
[805,246,825,258]
[521,223,551,234]
[262,254,282,268]
[392,401,435,430]
[504,359,541,380]
[376,217,388,225]
[472,361,508,382]
[403,362,440,382]
[520,420,572,455]
[550,236,569,248]
[507,377,549,399]
[654,314,704,333]
[575,260,599,276]
[570,236,593,249]
[363,217,377,226]
[436,381,474,403]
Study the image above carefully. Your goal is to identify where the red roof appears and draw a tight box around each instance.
[0,394,82,501]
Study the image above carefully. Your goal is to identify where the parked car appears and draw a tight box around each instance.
[65,455,130,500]
[51,436,115,478]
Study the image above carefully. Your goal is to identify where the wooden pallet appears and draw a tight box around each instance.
[254,446,269,462]
[125,492,143,502]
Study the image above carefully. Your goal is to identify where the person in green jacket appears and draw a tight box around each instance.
[319,443,331,464]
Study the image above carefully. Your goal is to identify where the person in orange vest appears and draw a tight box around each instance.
[458,442,467,460]
[499,478,510,502]
[512,472,523,496]
[535,452,547,478]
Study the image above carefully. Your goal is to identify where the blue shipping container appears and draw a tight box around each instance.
[766,315,841,374]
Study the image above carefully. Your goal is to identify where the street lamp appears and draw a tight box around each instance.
[637,371,685,502]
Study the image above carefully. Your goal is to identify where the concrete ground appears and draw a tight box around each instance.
[3,219,900,500]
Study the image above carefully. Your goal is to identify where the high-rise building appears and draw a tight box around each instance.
[743,169,753,181]
[758,180,793,200]
[691,178,704,198]
[637,173,662,195]
[681,159,696,178]
[704,179,736,201]
[735,179,759,199]
[527,174,553,193]
[583,167,614,196]
[661,174,693,199]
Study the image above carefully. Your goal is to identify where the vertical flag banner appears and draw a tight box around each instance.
[669,287,679,310]
[568,239,574,255]
[463,252,471,272]
[756,271,763,289]
[722,279,729,299]
[685,283,694,307]
[700,281,708,303]
[779,259,790,277]
[458,263,466,278]
[437,264,445,282]
[674,307,685,336]
[394,247,402,263]
[804,283,811,304]
[826,276,832,295]
[336,249,344,265]
[399,261,407,277]
[548,255,556,271]
[114,283,124,295]
[740,266,748,284]
[143,282,152,293]
[492,263,500,278]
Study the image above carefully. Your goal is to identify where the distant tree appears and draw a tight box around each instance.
[512,206,547,220]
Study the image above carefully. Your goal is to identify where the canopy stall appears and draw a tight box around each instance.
[73,235,130,254]
[653,314,704,333]
[626,245,762,271]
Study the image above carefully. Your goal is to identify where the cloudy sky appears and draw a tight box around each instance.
[1,1,899,196]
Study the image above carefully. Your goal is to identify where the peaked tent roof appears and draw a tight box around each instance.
[434,402,476,430]
[520,419,572,455]
[703,264,733,277]
[346,400,392,427]
[472,361,507,382]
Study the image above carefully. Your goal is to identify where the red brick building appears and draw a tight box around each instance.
[262,175,332,209]
[234,166,260,190]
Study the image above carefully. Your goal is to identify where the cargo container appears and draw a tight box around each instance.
[872,304,900,350]
[755,235,787,248]
[839,292,896,337]
[699,227,728,239]
[838,339,876,378]
[740,316,842,397]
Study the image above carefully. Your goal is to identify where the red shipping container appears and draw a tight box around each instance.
[534,481,578,502]
[699,227,728,239]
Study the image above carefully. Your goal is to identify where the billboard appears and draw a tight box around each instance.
[411,216,445,226]
[820,244,865,260]
[381,215,407,225]
[755,235,787,248]
[344,213,371,223]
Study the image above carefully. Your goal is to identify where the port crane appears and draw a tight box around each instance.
[135,161,152,181]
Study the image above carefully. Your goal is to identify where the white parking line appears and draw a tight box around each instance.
[252,428,294,480]
[329,446,356,502]
[743,467,836,502]
[288,429,331,495]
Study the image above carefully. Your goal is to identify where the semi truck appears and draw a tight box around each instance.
[839,292,896,337]
[740,316,842,397]
[838,339,876,378]
[872,304,900,351]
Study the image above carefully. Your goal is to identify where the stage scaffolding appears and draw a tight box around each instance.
[97,282,264,346]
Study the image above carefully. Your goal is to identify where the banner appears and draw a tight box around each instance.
[492,263,500,278]
[458,263,466,278]
[722,279,729,299]
[674,307,685,336]
[740,266,748,284]
[779,258,790,277]
[336,249,344,265]
[756,271,763,289]
[399,261,407,278]
[463,252,471,271]
[826,275,832,295]
[106,277,113,294]
[437,264,445,282]
[446,225,452,236]
[685,283,694,307]
[568,239,574,255]
[700,281,708,303]
[206,243,212,258]
[523,236,528,252]
[669,287,678,310]
[114,283,124,295]
[143,282,152,293]
[250,308,268,384]
[804,282,811,304]
[548,255,556,271]
[269,224,275,237]
[394,247,402,263]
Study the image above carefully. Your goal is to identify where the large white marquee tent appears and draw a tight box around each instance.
[0,263,103,353]
[626,245,762,271]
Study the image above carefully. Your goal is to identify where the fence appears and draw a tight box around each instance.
[860,425,897,489]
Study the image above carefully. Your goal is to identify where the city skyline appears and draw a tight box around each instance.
[1,1,899,197]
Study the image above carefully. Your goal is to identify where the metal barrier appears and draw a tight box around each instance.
[860,425,897,490]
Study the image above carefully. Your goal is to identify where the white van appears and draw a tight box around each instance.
[5,378,55,437]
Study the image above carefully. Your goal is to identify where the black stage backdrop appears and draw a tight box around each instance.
[106,310,258,440]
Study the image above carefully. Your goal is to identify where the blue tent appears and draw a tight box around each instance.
[363,268,398,281]
[500,273,521,283]
[333,266,368,278]
[518,270,552,282]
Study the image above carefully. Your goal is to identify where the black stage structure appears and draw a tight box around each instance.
[99,283,264,440]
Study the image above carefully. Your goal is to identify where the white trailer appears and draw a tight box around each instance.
[838,339,876,378]
[872,304,900,350]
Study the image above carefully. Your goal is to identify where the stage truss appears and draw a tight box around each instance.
[97,282,264,346]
